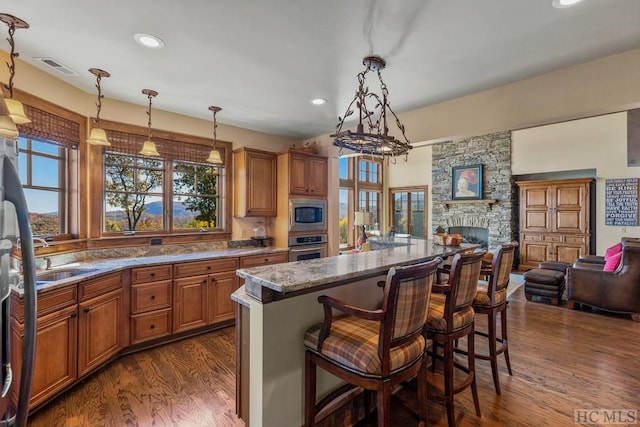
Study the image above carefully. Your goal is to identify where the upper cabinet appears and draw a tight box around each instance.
[233,148,277,217]
[281,151,328,197]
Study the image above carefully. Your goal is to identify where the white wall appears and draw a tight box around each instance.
[512,112,636,254]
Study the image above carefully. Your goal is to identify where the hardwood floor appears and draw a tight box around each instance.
[28,287,640,427]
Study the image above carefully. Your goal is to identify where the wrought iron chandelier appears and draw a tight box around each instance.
[332,55,411,160]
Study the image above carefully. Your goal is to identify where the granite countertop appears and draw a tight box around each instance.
[14,246,288,296]
[235,237,478,303]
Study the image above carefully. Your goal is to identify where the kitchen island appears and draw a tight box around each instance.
[233,237,478,427]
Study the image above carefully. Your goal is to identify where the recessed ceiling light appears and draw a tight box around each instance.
[134,33,165,49]
[552,0,584,8]
[310,98,327,105]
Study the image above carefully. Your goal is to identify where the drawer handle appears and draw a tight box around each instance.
[84,308,90,313]
[202,279,207,285]
[70,312,77,318]
[150,324,155,329]
[150,272,156,277]
[207,266,212,270]
[151,295,156,300]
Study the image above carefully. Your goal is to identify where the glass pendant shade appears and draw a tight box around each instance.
[140,140,160,156]
[0,115,18,139]
[206,149,223,164]
[5,98,30,124]
[86,127,110,146]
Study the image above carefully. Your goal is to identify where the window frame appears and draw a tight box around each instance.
[389,186,429,238]
[90,119,232,240]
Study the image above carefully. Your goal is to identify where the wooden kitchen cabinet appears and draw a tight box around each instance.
[10,284,78,409]
[280,151,328,197]
[238,252,289,286]
[173,257,239,333]
[77,273,124,377]
[233,147,277,217]
[130,265,173,344]
[517,178,593,270]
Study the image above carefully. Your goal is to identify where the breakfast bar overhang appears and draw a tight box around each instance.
[233,238,478,427]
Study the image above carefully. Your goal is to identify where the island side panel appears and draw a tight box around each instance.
[248,276,385,427]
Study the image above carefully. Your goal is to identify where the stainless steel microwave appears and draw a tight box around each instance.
[289,199,327,232]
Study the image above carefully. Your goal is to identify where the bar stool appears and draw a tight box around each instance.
[303,258,441,427]
[473,242,517,395]
[425,251,484,427]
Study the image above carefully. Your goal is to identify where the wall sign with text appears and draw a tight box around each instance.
[605,178,639,226]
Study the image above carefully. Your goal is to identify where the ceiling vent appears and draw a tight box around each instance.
[35,57,78,76]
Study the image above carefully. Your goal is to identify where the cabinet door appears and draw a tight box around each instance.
[208,270,239,324]
[289,154,309,195]
[520,185,552,232]
[554,242,586,265]
[520,238,551,270]
[173,275,209,333]
[553,183,587,233]
[11,305,78,408]
[246,150,277,216]
[307,157,328,196]
[78,288,123,377]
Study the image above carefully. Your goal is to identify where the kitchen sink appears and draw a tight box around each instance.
[35,268,99,283]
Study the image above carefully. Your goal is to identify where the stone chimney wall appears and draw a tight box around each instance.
[431,131,517,247]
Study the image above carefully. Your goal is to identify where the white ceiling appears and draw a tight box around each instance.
[3,0,640,140]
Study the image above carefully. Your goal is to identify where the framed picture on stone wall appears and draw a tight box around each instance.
[452,164,482,200]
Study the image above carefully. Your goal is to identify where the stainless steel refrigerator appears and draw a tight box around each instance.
[0,125,37,425]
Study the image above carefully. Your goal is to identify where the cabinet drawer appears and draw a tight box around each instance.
[174,258,239,278]
[563,235,586,244]
[131,280,172,314]
[131,265,172,284]
[11,284,78,322]
[240,252,288,268]
[542,234,563,243]
[131,308,172,344]
[522,233,542,242]
[79,272,122,302]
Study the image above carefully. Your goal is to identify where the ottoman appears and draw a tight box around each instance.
[523,262,569,305]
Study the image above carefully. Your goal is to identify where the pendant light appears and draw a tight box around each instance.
[0,92,19,139]
[332,55,411,161]
[139,89,160,156]
[86,68,111,146]
[206,105,223,164]
[0,13,31,124]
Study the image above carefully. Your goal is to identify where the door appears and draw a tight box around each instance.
[208,270,239,324]
[389,186,428,237]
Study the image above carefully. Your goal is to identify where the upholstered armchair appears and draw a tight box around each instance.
[566,242,640,321]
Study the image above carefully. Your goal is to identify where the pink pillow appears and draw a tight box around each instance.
[603,251,622,272]
[604,243,623,260]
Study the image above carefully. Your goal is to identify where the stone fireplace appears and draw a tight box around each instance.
[449,226,489,248]
[431,131,517,248]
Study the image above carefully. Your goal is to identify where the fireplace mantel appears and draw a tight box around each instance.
[442,199,497,211]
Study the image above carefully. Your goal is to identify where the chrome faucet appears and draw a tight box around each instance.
[33,237,49,248]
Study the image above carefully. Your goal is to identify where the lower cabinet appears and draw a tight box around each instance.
[173,258,240,333]
[78,288,123,376]
[130,265,173,344]
[520,233,588,270]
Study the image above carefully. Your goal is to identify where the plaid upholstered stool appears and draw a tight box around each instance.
[303,258,441,427]
[426,251,485,427]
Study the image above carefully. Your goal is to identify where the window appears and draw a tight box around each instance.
[13,94,83,240]
[18,137,67,237]
[338,156,383,248]
[389,186,428,237]
[104,153,164,232]
[98,121,231,237]
[173,161,221,229]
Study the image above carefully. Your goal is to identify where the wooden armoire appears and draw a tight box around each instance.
[517,178,594,270]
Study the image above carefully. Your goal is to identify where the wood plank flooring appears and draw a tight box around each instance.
[27,286,640,427]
